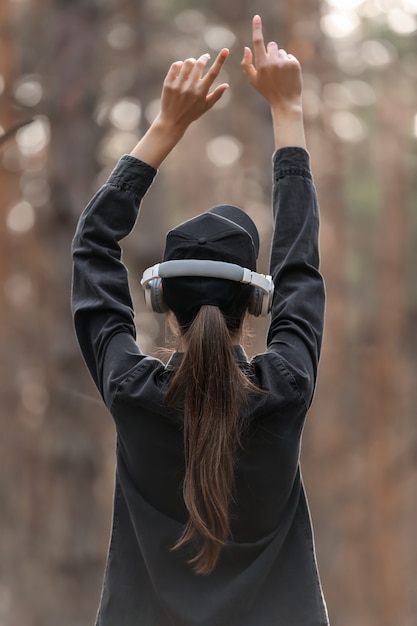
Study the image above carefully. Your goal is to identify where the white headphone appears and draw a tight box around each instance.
[140,259,274,317]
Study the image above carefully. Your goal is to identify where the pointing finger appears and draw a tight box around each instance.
[252,15,266,64]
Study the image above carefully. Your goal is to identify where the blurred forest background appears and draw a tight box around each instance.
[1,0,416,624]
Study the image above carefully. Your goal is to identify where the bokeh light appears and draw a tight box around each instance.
[109,98,142,131]
[344,80,376,106]
[361,39,397,66]
[375,0,400,10]
[402,0,417,12]
[386,8,417,32]
[106,23,136,50]
[321,11,361,38]
[206,135,242,167]
[203,25,236,50]
[325,0,366,8]
[6,201,36,234]
[331,110,367,141]
[15,116,50,156]
[98,131,137,164]
[323,83,352,109]
[174,10,206,33]
[14,75,43,107]
[358,1,383,17]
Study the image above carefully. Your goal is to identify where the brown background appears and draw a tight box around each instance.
[1,0,416,624]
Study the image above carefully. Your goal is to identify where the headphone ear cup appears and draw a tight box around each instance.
[247,287,264,317]
[144,278,168,313]
[248,285,274,317]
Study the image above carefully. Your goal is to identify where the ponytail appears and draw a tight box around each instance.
[165,304,260,575]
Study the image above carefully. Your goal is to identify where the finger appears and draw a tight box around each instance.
[241,45,253,66]
[164,60,184,84]
[252,15,266,64]
[189,53,211,80]
[267,41,279,55]
[202,48,229,88]
[287,53,301,66]
[241,47,257,83]
[206,83,229,109]
[178,57,197,80]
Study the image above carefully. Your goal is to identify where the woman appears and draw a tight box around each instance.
[72,15,329,626]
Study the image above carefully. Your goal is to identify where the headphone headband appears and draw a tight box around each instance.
[141,260,273,295]
[140,259,274,317]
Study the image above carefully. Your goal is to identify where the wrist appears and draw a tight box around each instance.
[151,113,188,143]
[129,115,187,168]
[270,104,306,150]
[270,102,303,120]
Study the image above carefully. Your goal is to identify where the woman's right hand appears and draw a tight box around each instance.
[130,48,229,168]
[157,48,230,135]
[242,15,303,113]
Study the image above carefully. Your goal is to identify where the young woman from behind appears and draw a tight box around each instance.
[72,15,329,626]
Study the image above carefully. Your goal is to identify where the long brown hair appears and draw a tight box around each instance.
[165,304,261,575]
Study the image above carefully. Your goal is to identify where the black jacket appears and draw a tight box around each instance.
[72,147,329,625]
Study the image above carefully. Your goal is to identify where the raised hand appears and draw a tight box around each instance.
[242,15,302,113]
[158,48,230,133]
[130,49,229,168]
[242,15,306,150]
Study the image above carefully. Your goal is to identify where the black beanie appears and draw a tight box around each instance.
[161,205,260,328]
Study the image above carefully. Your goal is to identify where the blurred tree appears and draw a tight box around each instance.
[0,1,111,624]
[1,1,417,625]
[306,3,417,625]
[0,0,20,308]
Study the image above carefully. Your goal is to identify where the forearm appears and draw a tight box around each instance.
[129,115,185,169]
[270,105,306,150]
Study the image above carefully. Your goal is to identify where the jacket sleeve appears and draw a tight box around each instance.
[265,147,325,408]
[71,155,158,403]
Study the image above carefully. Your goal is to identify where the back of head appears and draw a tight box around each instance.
[162,205,260,330]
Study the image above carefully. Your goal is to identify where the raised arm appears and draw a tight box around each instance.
[72,49,230,404]
[242,18,324,408]
[241,15,306,150]
[130,48,229,168]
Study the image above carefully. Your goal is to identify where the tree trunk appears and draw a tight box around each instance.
[360,69,409,625]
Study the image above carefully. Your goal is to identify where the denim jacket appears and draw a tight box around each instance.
[72,147,329,625]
